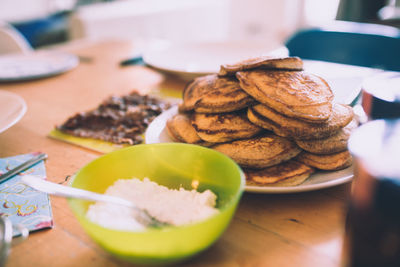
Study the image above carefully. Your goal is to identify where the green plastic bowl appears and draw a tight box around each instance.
[68,143,245,265]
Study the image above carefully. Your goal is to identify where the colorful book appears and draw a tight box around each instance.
[0,152,53,236]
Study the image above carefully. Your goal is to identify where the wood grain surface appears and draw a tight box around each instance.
[0,40,351,267]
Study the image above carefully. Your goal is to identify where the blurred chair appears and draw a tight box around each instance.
[285,21,400,71]
[11,11,70,49]
[0,22,32,55]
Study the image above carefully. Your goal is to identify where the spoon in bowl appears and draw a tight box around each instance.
[21,175,169,228]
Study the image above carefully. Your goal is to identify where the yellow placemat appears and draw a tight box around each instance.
[48,129,130,154]
[150,87,183,100]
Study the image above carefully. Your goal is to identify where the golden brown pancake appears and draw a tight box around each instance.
[247,107,291,138]
[267,172,312,187]
[295,150,353,171]
[236,70,334,123]
[295,118,358,154]
[245,160,314,186]
[219,56,303,76]
[192,111,263,143]
[212,133,301,169]
[180,74,255,113]
[166,113,213,146]
[249,103,354,140]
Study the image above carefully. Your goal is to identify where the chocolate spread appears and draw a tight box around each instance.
[57,91,171,145]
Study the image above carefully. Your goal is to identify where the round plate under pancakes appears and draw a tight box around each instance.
[145,106,354,193]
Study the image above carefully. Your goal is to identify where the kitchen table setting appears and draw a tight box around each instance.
[0,38,397,267]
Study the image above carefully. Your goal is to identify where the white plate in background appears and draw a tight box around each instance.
[0,51,79,82]
[142,40,288,81]
[303,60,380,104]
[143,39,379,101]
[0,91,27,133]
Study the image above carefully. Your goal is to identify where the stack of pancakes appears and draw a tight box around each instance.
[166,56,357,187]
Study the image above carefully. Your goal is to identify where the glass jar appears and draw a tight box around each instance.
[361,71,400,120]
[344,119,400,267]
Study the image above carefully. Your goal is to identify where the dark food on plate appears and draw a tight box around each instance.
[57,91,171,145]
[166,56,357,187]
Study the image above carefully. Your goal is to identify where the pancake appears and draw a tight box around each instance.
[295,118,358,154]
[245,160,314,186]
[192,111,263,143]
[180,74,255,113]
[247,107,290,137]
[236,70,334,123]
[212,133,301,169]
[295,150,353,171]
[219,56,303,76]
[249,103,354,140]
[166,113,212,146]
[267,171,312,187]
[180,75,213,112]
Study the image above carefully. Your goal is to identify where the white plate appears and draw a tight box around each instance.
[144,39,378,101]
[145,105,353,193]
[144,60,380,193]
[142,40,288,81]
[245,166,353,193]
[0,90,27,133]
[0,51,79,82]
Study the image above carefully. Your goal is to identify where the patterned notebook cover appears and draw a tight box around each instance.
[0,152,53,236]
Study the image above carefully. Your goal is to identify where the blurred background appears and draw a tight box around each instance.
[0,0,399,49]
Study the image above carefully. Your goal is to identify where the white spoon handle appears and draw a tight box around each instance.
[21,175,135,208]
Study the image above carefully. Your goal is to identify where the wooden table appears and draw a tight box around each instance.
[0,40,351,267]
